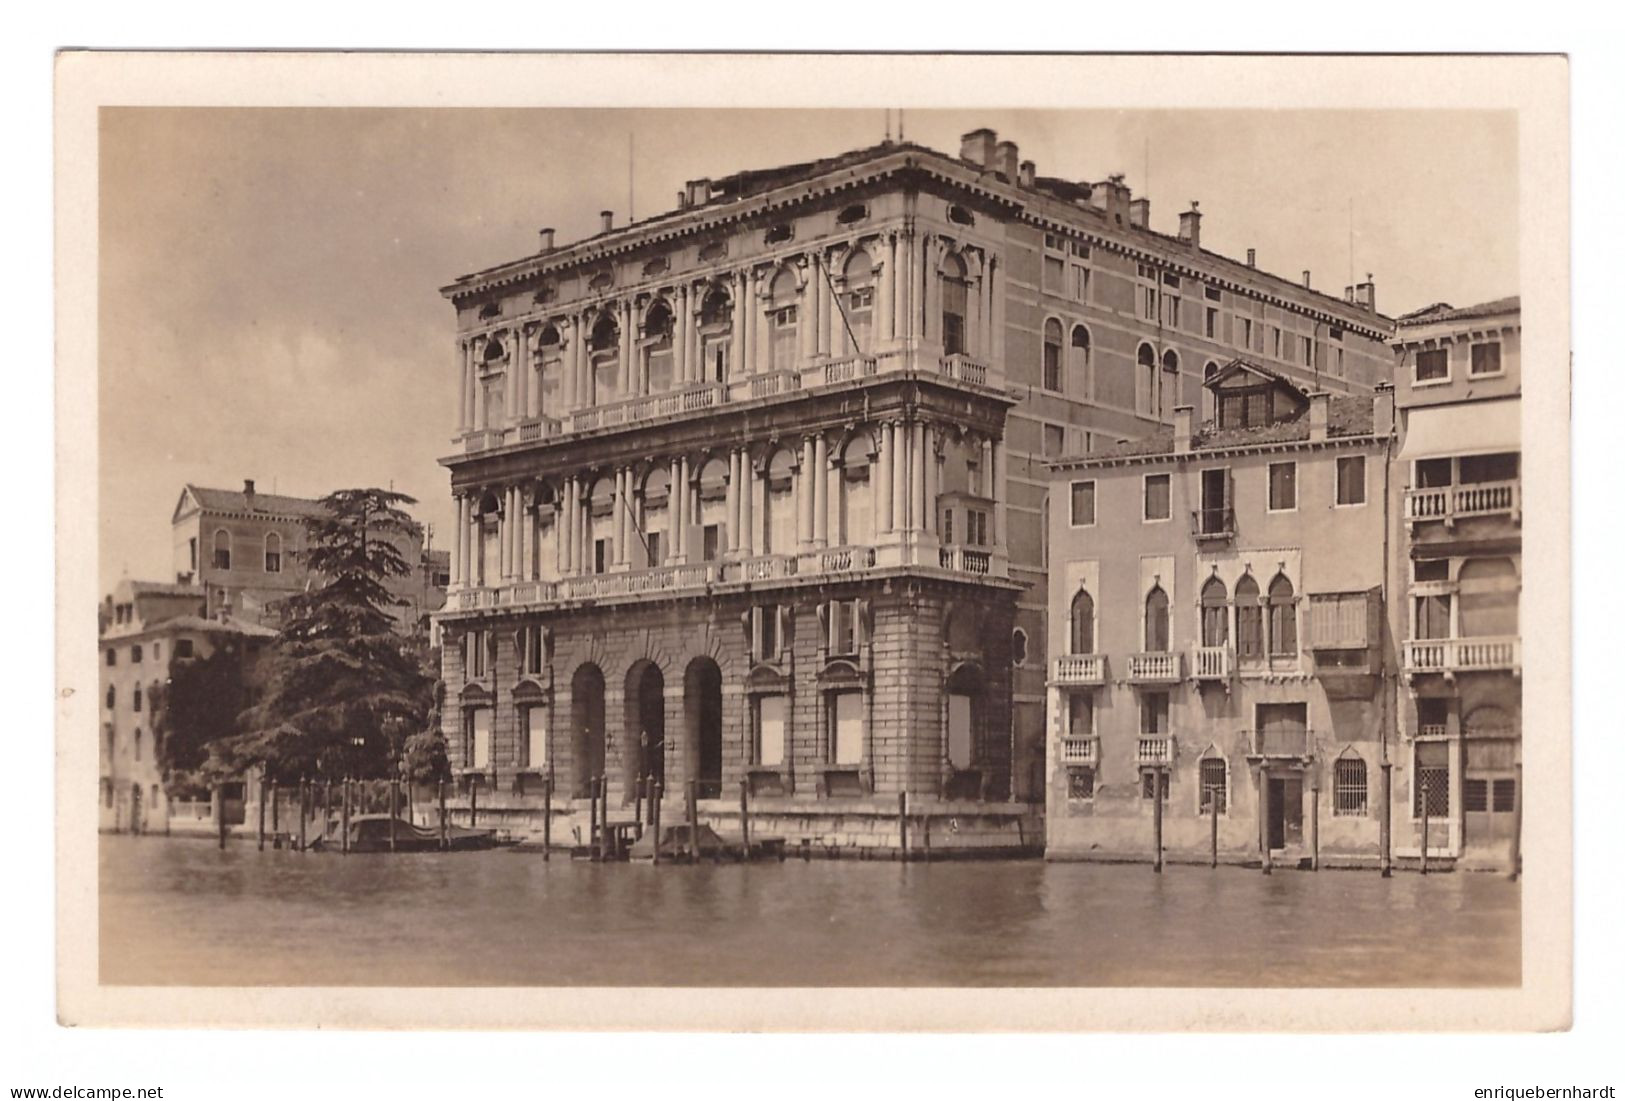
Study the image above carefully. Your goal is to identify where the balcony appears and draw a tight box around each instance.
[462,429,505,454]
[938,352,991,387]
[811,353,878,386]
[1051,653,1106,686]
[1060,736,1097,764]
[1191,645,1232,681]
[1136,737,1176,765]
[514,415,563,444]
[1247,727,1315,760]
[1403,636,1521,677]
[938,545,993,575]
[1189,507,1235,542]
[1126,651,1182,683]
[567,381,727,435]
[1405,480,1521,526]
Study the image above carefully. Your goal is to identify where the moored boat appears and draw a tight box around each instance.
[319,814,502,853]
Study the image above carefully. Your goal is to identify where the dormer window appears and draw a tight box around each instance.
[1217,385,1279,430]
[764,222,794,245]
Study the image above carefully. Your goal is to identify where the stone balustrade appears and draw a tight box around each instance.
[1403,636,1521,675]
[1050,653,1106,685]
[1405,479,1521,524]
[1191,645,1232,680]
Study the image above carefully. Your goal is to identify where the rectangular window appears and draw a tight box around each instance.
[1336,455,1367,506]
[1069,480,1096,526]
[831,691,863,765]
[1268,461,1297,511]
[1415,348,1449,383]
[1492,778,1517,812]
[756,605,780,661]
[947,693,974,770]
[1043,339,1062,391]
[968,509,989,546]
[758,695,788,767]
[830,600,857,657]
[702,524,720,562]
[105,649,116,667]
[1068,693,1093,737]
[1301,335,1313,367]
[1042,424,1064,457]
[1205,307,1218,338]
[131,644,143,663]
[1141,692,1169,735]
[1241,317,1254,350]
[469,708,492,769]
[266,549,282,573]
[1071,264,1091,302]
[1271,327,1282,360]
[521,705,546,770]
[1043,255,1065,293]
[522,625,544,676]
[1414,741,1450,818]
[594,538,609,575]
[645,530,663,568]
[466,630,489,678]
[1205,285,1222,303]
[1142,286,1158,322]
[1067,767,1095,800]
[1164,295,1181,329]
[1470,342,1502,376]
[1464,778,1489,813]
[175,639,194,659]
[1414,593,1452,640]
[1140,772,1171,801]
[1334,758,1368,816]
[189,538,198,572]
[1143,474,1171,521]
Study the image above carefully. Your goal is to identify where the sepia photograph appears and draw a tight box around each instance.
[51,51,1574,1041]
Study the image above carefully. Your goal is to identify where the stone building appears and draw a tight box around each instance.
[172,480,449,633]
[431,128,1393,851]
[1389,297,1521,870]
[1045,369,1396,864]
[98,578,275,833]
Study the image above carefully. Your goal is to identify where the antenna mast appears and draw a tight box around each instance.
[628,131,635,223]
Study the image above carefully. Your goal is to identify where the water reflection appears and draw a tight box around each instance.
[100,836,1518,988]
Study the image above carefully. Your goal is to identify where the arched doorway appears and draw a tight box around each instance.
[944,663,985,800]
[623,660,666,799]
[570,664,605,798]
[685,657,723,798]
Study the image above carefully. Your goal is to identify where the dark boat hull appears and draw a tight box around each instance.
[333,815,501,853]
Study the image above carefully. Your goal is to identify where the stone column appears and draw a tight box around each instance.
[618,301,634,396]
[818,255,835,356]
[812,434,829,547]
[740,453,756,555]
[898,228,913,342]
[877,235,895,345]
[748,456,764,556]
[922,238,939,344]
[923,423,939,538]
[450,494,465,588]
[827,449,844,546]
[753,274,771,373]
[993,439,1008,551]
[726,449,741,554]
[678,457,692,560]
[911,421,927,532]
[798,262,817,364]
[473,342,489,431]
[989,259,1004,366]
[730,271,747,380]
[877,421,894,534]
[797,435,815,548]
[672,286,687,386]
[456,340,469,433]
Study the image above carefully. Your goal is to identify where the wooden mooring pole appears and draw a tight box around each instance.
[686,778,699,863]
[739,778,751,856]
[601,775,613,860]
[298,777,308,853]
[1309,780,1321,871]
[1151,768,1164,873]
[1379,761,1393,877]
[389,777,399,854]
[216,785,228,849]
[270,779,280,847]
[651,780,663,865]
[340,779,351,855]
[1509,761,1522,882]
[256,775,266,851]
[634,774,645,829]
[1209,790,1219,868]
[1260,769,1273,875]
[438,779,448,851]
[898,791,908,861]
[470,780,479,830]
[541,774,552,861]
[322,781,332,845]
[1420,781,1430,875]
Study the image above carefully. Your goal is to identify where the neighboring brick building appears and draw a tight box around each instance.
[1045,368,1397,864]
[98,578,276,833]
[1390,297,1521,870]
[430,127,1393,850]
[172,480,449,634]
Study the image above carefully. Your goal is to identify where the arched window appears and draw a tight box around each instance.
[1235,574,1263,662]
[1144,585,1170,652]
[764,449,796,553]
[133,728,142,761]
[837,433,874,547]
[1334,755,1368,816]
[843,250,875,354]
[698,287,732,382]
[940,252,968,356]
[536,324,563,415]
[105,685,115,710]
[1161,348,1180,413]
[1070,588,1095,654]
[589,314,620,404]
[1200,575,1229,647]
[212,529,232,570]
[641,299,675,394]
[1070,325,1092,398]
[1043,319,1063,391]
[768,268,799,371]
[1137,343,1158,417]
[264,532,282,573]
[1268,573,1298,657]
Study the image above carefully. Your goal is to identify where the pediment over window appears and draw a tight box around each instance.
[817,658,865,689]
[745,662,791,693]
[511,678,549,704]
[460,683,494,705]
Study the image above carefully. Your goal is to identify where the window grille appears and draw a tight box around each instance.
[1067,767,1095,800]
[1199,759,1227,814]
[1334,757,1368,816]
[1415,742,1450,817]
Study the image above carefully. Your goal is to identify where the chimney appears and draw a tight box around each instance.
[685,178,712,207]
[1344,285,1357,303]
[1128,198,1150,229]
[537,227,555,252]
[1018,159,1037,188]
[600,210,614,233]
[1355,275,1376,312]
[1246,248,1257,269]
[1373,382,1395,438]
[1308,392,1331,441]
[991,140,1020,183]
[1173,406,1195,453]
[1302,270,1312,289]
[959,128,997,167]
[1102,175,1131,228]
[1177,202,1202,250]
[243,479,256,510]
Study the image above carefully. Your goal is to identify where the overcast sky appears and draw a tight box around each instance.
[98,107,1517,593]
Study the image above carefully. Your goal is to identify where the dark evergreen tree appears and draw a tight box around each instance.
[149,641,250,797]
[222,489,435,782]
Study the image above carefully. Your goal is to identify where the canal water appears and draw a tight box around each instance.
[99,836,1519,987]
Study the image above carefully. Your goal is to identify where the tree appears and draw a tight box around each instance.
[149,641,250,798]
[222,488,435,783]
